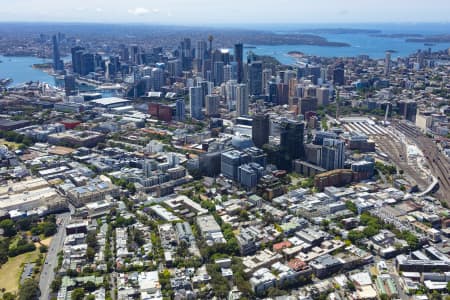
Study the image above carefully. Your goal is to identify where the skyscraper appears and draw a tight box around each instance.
[181,38,192,71]
[280,120,305,160]
[151,67,164,92]
[236,83,249,117]
[52,35,63,72]
[223,65,233,82]
[205,94,220,116]
[234,43,244,83]
[189,86,204,120]
[80,53,95,76]
[196,40,207,60]
[332,63,345,86]
[64,75,76,96]
[384,51,391,76]
[213,61,224,86]
[175,99,186,122]
[262,68,272,95]
[248,61,263,96]
[321,138,345,170]
[252,114,270,148]
[317,87,330,106]
[71,46,85,74]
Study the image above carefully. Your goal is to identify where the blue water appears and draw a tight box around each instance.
[0,55,56,86]
[249,23,450,64]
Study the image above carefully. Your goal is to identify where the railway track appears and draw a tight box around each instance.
[394,122,450,200]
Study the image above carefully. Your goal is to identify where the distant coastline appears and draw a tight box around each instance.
[406,34,450,43]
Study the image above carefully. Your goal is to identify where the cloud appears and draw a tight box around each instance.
[338,9,349,15]
[95,8,103,13]
[128,7,150,16]
[152,8,160,14]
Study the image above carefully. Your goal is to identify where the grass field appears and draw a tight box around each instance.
[0,249,40,295]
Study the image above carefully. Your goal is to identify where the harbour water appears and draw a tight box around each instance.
[249,23,450,64]
[0,55,56,86]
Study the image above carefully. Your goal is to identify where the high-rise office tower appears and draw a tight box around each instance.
[225,80,238,111]
[52,35,63,71]
[234,43,244,83]
[248,61,263,96]
[80,53,95,76]
[277,83,289,105]
[64,75,76,96]
[280,120,305,160]
[223,65,233,82]
[151,67,164,92]
[284,70,297,85]
[267,78,278,105]
[262,68,272,95]
[332,63,345,86]
[321,138,345,170]
[129,45,140,64]
[108,55,120,77]
[181,38,192,71]
[176,99,186,122]
[299,97,318,115]
[167,59,182,77]
[252,114,270,148]
[196,40,207,60]
[205,94,220,116]
[317,87,330,106]
[213,61,224,86]
[398,100,417,122]
[189,86,204,120]
[236,83,249,117]
[71,46,85,74]
[198,81,212,107]
[384,51,391,76]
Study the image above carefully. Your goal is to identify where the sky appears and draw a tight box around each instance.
[0,0,450,24]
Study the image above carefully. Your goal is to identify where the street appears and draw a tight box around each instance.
[39,213,70,300]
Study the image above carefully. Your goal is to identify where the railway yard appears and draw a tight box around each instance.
[343,118,450,202]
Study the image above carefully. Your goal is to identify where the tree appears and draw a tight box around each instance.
[70,288,85,300]
[84,281,96,292]
[39,245,48,253]
[345,201,357,214]
[39,222,57,237]
[3,292,16,300]
[85,232,98,249]
[18,279,40,300]
[86,247,96,262]
[50,277,62,293]
[0,219,17,237]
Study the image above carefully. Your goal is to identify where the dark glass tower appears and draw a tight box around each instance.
[234,43,244,83]
[52,35,63,71]
[252,114,270,148]
[280,120,305,160]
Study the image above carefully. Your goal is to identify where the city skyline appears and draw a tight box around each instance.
[1,0,450,24]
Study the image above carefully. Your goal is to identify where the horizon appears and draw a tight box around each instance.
[1,0,450,24]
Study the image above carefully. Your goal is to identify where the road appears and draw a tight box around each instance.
[39,213,70,300]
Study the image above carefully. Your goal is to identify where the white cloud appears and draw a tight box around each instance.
[95,8,103,13]
[127,7,150,16]
[152,8,160,14]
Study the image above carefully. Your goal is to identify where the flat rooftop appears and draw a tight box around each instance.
[91,97,130,106]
